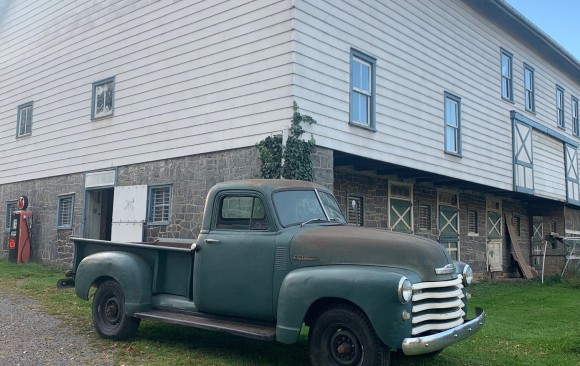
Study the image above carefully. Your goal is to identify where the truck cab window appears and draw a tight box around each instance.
[216,196,268,230]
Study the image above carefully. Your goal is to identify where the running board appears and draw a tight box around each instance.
[134,310,276,341]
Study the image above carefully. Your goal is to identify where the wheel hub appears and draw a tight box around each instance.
[330,329,361,365]
[104,299,119,323]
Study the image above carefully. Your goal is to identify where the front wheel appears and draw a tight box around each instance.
[92,280,140,340]
[309,304,390,366]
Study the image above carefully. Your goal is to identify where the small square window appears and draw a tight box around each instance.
[57,194,74,229]
[148,185,172,225]
[468,210,478,234]
[418,205,431,231]
[350,49,376,129]
[91,77,115,120]
[500,49,513,101]
[557,86,565,129]
[17,102,33,137]
[5,200,17,231]
[347,196,364,226]
[444,93,461,155]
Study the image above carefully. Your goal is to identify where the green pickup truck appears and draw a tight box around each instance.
[59,179,484,366]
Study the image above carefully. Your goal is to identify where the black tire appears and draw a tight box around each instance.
[309,304,390,366]
[92,280,140,340]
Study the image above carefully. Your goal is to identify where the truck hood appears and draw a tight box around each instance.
[289,226,455,282]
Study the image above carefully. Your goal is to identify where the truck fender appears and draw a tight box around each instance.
[275,265,412,348]
[75,251,153,315]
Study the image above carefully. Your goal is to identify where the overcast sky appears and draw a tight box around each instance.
[506,0,580,61]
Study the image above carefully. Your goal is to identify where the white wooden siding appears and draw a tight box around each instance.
[293,0,579,198]
[0,0,294,184]
[532,131,566,200]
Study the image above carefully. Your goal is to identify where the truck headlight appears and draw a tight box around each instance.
[398,277,413,303]
[462,265,473,286]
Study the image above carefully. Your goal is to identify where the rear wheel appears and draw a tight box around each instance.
[309,304,390,366]
[92,280,140,340]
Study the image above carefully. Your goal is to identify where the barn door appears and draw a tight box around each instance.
[513,121,534,193]
[389,183,413,234]
[486,199,503,272]
[111,185,148,242]
[390,198,412,233]
[531,217,544,270]
[439,205,459,260]
[565,144,580,204]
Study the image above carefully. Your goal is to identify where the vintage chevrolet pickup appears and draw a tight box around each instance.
[58,179,484,366]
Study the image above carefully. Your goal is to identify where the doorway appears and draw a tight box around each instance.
[84,188,114,240]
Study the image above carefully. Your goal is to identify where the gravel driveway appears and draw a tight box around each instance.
[0,288,114,366]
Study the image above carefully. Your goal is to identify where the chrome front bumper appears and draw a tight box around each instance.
[401,307,485,356]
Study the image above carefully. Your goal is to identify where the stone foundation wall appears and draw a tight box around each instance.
[0,146,333,264]
[0,174,85,264]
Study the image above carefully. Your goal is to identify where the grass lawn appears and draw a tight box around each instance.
[0,258,578,365]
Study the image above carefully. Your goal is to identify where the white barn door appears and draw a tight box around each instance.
[111,185,148,242]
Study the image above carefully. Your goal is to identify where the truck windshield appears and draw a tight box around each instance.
[273,189,346,227]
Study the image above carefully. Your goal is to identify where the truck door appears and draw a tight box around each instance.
[193,192,276,321]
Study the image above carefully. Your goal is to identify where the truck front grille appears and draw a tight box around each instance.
[410,276,465,336]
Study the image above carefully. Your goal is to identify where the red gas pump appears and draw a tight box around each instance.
[8,196,32,264]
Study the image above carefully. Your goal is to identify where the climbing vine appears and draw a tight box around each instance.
[256,101,316,181]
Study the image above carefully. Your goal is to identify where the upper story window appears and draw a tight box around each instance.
[572,97,579,136]
[557,86,565,129]
[500,49,513,101]
[147,185,172,225]
[5,200,17,231]
[17,102,33,138]
[57,194,74,229]
[444,92,461,155]
[350,49,376,129]
[524,64,535,112]
[91,77,115,120]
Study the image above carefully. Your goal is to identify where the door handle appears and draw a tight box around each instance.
[204,239,220,244]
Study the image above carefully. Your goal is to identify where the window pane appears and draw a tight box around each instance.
[352,91,360,121]
[501,54,510,77]
[361,63,370,92]
[525,69,532,89]
[446,100,458,127]
[360,94,368,124]
[352,60,361,89]
[445,126,457,152]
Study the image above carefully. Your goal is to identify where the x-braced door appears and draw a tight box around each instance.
[487,209,502,272]
[565,144,580,204]
[439,205,459,260]
[531,217,544,270]
[513,121,534,193]
[390,198,412,233]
